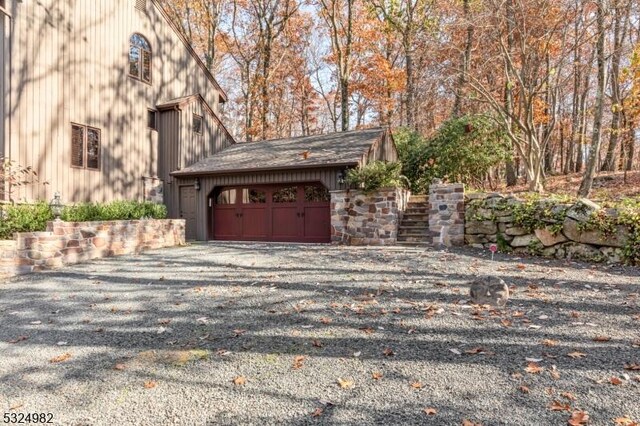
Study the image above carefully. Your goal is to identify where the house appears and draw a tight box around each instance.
[0,0,397,243]
[0,0,233,208]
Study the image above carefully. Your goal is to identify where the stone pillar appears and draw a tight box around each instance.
[428,182,465,246]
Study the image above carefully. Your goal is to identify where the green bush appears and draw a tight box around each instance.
[61,200,167,222]
[346,161,408,193]
[0,200,167,240]
[394,115,511,193]
[0,202,54,239]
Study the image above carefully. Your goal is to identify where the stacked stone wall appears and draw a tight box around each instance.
[428,183,465,246]
[330,188,409,245]
[0,219,185,278]
[465,193,628,263]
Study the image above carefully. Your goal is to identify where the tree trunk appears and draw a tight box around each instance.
[452,0,473,118]
[578,0,606,198]
[504,0,517,187]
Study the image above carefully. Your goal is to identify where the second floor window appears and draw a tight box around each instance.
[129,33,151,84]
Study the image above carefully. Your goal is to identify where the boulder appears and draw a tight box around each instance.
[563,242,605,262]
[562,218,628,248]
[566,198,601,222]
[534,228,568,247]
[465,220,497,235]
[469,276,509,306]
[465,234,488,245]
[600,247,624,264]
[511,234,540,248]
[505,226,529,236]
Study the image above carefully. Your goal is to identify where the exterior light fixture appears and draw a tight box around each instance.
[194,177,201,191]
[337,171,345,185]
[50,191,63,220]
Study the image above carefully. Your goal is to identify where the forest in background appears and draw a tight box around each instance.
[160,0,640,197]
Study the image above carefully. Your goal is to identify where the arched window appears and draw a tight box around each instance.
[129,33,151,83]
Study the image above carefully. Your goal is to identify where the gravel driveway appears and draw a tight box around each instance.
[1,242,639,425]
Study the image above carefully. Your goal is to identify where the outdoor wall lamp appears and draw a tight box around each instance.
[194,178,201,191]
[50,191,63,220]
[337,171,345,185]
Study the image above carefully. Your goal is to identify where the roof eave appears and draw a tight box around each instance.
[170,161,359,178]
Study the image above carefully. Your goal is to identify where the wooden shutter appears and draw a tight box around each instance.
[71,124,84,167]
[86,128,100,170]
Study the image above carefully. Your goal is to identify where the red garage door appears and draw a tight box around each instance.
[211,184,331,243]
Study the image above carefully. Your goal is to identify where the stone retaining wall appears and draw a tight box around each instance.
[465,193,628,263]
[0,219,185,278]
[330,188,409,245]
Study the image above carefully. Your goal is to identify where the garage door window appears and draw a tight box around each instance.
[273,186,297,203]
[305,185,330,202]
[242,189,266,203]
[216,189,236,204]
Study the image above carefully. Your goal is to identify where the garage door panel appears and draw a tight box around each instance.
[272,207,299,239]
[241,208,268,239]
[213,209,238,239]
[304,206,330,240]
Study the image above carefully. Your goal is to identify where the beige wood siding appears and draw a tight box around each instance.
[0,11,6,169]
[6,0,226,203]
[174,167,344,240]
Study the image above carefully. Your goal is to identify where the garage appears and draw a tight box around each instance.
[169,128,398,241]
[211,183,330,242]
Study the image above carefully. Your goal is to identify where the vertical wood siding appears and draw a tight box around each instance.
[6,0,227,204]
[175,167,344,240]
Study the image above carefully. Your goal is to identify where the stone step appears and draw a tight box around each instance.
[406,203,429,209]
[397,235,431,243]
[400,221,429,228]
[397,230,428,237]
[398,225,429,231]
[396,241,431,246]
[402,214,429,221]
[409,195,428,203]
[405,207,430,213]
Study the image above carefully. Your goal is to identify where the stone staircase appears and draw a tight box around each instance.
[396,195,431,246]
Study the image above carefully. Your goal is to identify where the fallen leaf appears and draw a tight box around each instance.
[372,372,383,380]
[312,339,323,348]
[501,319,512,327]
[233,376,246,386]
[516,264,526,270]
[7,336,28,344]
[319,317,332,324]
[610,377,623,385]
[360,327,374,334]
[462,420,482,426]
[9,403,23,411]
[592,335,611,342]
[143,380,157,389]
[567,351,587,359]
[614,416,639,425]
[411,381,423,389]
[519,385,530,394]
[542,339,559,347]
[525,362,544,374]
[624,363,640,371]
[383,347,395,357]
[423,407,437,415]
[568,410,589,426]
[311,407,324,417]
[50,353,72,363]
[292,355,305,370]
[113,363,126,371]
[465,347,485,355]
[233,329,246,337]
[561,392,576,401]
[337,377,354,389]
[549,400,571,411]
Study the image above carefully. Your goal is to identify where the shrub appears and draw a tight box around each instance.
[61,200,167,222]
[0,202,54,239]
[346,161,408,193]
[394,115,511,193]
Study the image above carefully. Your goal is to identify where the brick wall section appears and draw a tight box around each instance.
[0,219,185,278]
[428,183,465,246]
[330,188,409,245]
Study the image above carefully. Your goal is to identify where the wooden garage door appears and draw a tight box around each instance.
[212,184,330,243]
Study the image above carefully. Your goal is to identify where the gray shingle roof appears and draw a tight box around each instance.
[172,128,386,176]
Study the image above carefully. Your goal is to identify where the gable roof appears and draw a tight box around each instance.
[150,0,228,103]
[157,94,236,144]
[171,128,387,176]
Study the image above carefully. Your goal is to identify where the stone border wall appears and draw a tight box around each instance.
[0,219,185,278]
[331,188,409,245]
[428,183,465,246]
[465,193,627,263]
